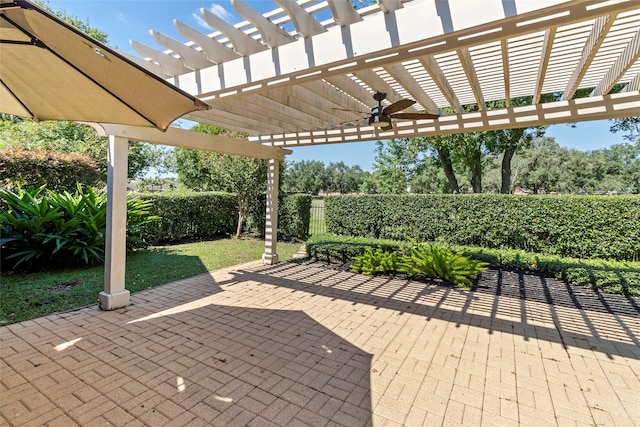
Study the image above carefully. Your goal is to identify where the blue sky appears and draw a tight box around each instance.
[47,0,630,171]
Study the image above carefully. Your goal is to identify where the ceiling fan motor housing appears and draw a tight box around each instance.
[368,105,392,127]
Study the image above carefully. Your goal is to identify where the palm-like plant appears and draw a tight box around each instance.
[399,243,489,289]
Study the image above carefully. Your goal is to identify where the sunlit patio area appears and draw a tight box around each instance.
[1,260,638,426]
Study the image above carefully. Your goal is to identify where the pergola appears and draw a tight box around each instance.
[4,0,640,310]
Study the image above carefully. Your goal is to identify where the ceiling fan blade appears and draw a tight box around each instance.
[383,99,416,115]
[390,112,440,120]
[331,107,370,114]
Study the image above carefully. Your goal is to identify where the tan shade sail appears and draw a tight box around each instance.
[0,0,209,130]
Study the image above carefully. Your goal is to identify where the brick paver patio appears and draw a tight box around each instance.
[1,261,639,426]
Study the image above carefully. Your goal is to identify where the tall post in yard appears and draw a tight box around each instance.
[99,135,130,310]
[262,159,279,265]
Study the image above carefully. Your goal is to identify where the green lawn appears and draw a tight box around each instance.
[0,238,302,325]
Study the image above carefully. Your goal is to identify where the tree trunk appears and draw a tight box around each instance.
[235,213,244,239]
[469,149,483,193]
[470,170,482,193]
[235,195,246,239]
[437,147,460,193]
[501,144,517,194]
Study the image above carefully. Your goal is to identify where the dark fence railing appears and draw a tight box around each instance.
[309,199,326,235]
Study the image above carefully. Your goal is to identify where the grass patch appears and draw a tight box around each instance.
[0,238,302,325]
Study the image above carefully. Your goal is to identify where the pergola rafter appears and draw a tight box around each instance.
[123,0,639,145]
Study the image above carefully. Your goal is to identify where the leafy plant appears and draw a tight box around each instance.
[350,246,402,275]
[1,186,155,271]
[398,243,489,289]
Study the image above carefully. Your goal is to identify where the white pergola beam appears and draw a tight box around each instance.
[327,0,362,27]
[130,40,190,76]
[324,74,379,109]
[253,91,640,146]
[91,124,291,160]
[174,20,241,64]
[533,28,556,104]
[501,39,511,107]
[622,73,640,93]
[274,0,326,38]
[384,63,439,113]
[201,7,267,56]
[186,109,286,135]
[457,48,485,110]
[269,86,355,126]
[232,0,294,48]
[562,14,616,101]
[175,0,639,104]
[420,56,463,114]
[217,96,323,132]
[591,28,640,97]
[379,0,403,14]
[353,68,420,113]
[150,30,213,70]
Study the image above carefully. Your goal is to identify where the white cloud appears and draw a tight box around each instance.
[117,12,128,24]
[193,3,234,29]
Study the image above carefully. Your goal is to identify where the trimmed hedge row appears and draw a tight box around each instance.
[139,192,238,243]
[306,234,640,296]
[138,192,311,243]
[277,194,312,241]
[325,194,640,261]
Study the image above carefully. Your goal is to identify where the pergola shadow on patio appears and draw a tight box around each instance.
[2,261,639,426]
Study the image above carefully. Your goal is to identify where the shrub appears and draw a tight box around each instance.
[0,149,101,192]
[137,192,311,244]
[0,186,154,271]
[398,243,489,289]
[137,192,238,243]
[306,234,402,263]
[350,246,403,275]
[307,235,640,296]
[325,194,640,261]
[278,194,312,241]
[247,193,312,241]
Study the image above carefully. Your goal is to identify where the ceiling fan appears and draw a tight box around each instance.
[367,92,440,131]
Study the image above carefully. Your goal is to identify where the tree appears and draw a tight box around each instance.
[325,162,368,194]
[0,118,160,180]
[34,0,108,43]
[174,123,268,238]
[610,117,640,142]
[372,138,427,193]
[428,136,461,193]
[281,160,327,194]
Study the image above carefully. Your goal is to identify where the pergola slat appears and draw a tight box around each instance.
[123,0,640,145]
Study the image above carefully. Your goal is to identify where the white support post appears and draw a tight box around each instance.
[99,135,130,310]
[262,159,279,265]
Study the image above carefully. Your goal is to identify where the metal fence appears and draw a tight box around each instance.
[309,198,326,235]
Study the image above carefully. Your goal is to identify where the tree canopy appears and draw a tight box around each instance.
[174,123,268,238]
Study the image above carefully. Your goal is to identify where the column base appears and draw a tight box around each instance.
[99,290,130,310]
[262,253,279,265]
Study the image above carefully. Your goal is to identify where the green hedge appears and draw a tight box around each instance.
[278,194,312,241]
[139,192,311,243]
[306,234,640,296]
[139,192,238,243]
[325,194,640,261]
[0,149,101,193]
